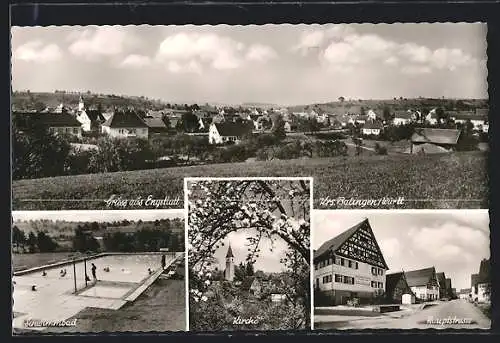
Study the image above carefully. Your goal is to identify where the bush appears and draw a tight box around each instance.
[346,298,360,307]
[374,143,388,155]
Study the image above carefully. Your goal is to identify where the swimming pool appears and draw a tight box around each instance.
[12,252,181,331]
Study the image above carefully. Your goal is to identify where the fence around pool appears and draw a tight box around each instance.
[12,252,183,331]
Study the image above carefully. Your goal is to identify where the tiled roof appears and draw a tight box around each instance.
[411,128,461,145]
[313,219,367,260]
[14,112,82,127]
[102,111,148,128]
[314,218,389,270]
[363,121,383,129]
[85,110,105,122]
[143,117,167,129]
[213,122,252,137]
[436,272,446,288]
[405,267,436,287]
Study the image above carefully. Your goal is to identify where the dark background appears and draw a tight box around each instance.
[5,0,500,341]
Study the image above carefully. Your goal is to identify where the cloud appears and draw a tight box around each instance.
[296,26,479,75]
[119,54,151,68]
[379,237,401,260]
[385,56,399,66]
[156,32,277,73]
[408,222,489,261]
[293,25,354,55]
[245,44,278,62]
[156,32,243,72]
[68,27,129,61]
[166,60,202,74]
[14,41,62,63]
[401,65,432,74]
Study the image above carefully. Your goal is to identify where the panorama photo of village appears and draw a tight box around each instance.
[312,210,491,330]
[11,23,488,210]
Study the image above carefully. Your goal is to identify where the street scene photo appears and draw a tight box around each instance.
[186,178,311,331]
[12,210,186,333]
[313,210,491,330]
[11,23,488,210]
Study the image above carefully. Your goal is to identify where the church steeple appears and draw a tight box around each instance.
[226,244,234,258]
[78,96,85,112]
[224,243,235,281]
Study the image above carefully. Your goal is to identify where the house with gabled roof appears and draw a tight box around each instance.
[14,112,83,138]
[409,128,461,154]
[101,110,149,139]
[471,258,491,303]
[208,122,252,145]
[385,271,416,304]
[405,266,440,301]
[143,117,168,135]
[313,218,389,306]
[362,121,383,136]
[436,272,447,299]
[393,110,414,126]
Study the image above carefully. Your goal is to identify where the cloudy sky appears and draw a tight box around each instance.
[313,210,490,290]
[211,228,290,274]
[12,209,184,222]
[11,23,487,106]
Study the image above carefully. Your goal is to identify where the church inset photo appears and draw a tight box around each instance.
[186,177,312,331]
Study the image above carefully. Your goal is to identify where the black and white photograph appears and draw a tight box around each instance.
[186,177,311,331]
[312,210,491,330]
[11,23,488,210]
[12,210,186,334]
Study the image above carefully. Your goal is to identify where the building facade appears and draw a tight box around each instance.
[101,111,149,139]
[314,219,389,306]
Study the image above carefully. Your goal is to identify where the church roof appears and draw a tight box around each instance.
[226,244,234,258]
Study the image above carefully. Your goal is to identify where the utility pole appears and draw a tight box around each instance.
[73,259,77,294]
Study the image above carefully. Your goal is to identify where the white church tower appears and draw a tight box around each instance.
[224,244,235,282]
[78,96,85,112]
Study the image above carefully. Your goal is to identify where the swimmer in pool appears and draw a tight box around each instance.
[31,285,36,291]
[60,269,67,277]
[103,267,110,272]
[148,268,153,275]
[42,271,47,276]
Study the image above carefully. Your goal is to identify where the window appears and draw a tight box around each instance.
[372,267,377,275]
[378,269,384,276]
[335,274,343,283]
[378,282,383,289]
[322,275,332,284]
[335,257,341,265]
[73,128,79,134]
[355,262,359,269]
[314,264,318,270]
[340,258,346,267]
[371,281,377,288]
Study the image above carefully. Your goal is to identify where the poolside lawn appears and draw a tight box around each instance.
[12,252,77,271]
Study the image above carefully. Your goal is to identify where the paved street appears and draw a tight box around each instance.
[315,299,491,330]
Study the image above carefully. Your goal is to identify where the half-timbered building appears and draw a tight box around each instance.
[313,218,389,306]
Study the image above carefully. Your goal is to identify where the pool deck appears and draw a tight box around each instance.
[12,253,183,332]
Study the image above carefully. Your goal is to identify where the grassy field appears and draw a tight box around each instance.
[12,151,488,209]
[12,252,79,271]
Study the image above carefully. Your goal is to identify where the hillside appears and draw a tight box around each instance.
[11,91,167,112]
[287,98,488,114]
